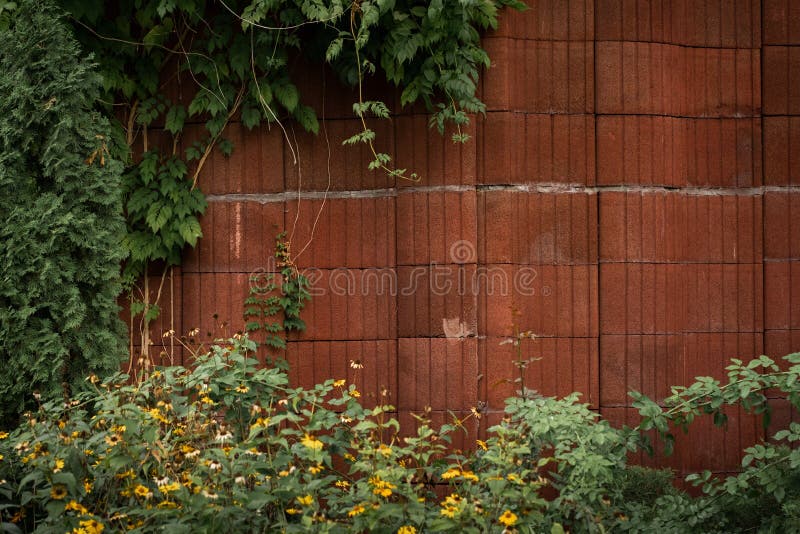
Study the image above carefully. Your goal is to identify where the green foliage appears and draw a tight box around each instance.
[0,335,627,533]
[121,151,205,281]
[4,340,800,532]
[55,0,525,300]
[0,0,126,428]
[244,233,311,351]
[622,353,800,533]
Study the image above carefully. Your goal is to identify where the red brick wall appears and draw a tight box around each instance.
[141,1,800,475]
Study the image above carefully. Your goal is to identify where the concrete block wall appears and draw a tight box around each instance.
[153,0,799,474]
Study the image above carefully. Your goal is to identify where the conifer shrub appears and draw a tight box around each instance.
[0,0,127,427]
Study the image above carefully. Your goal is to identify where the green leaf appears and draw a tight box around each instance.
[165,105,186,135]
[146,203,172,232]
[178,217,202,247]
[294,105,318,134]
[274,79,299,112]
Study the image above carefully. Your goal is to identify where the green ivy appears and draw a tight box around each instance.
[244,233,311,351]
[42,0,524,352]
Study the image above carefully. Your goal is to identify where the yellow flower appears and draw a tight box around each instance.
[54,458,65,473]
[296,494,313,506]
[285,508,301,515]
[252,416,270,428]
[397,527,417,534]
[333,379,346,387]
[104,434,122,447]
[76,519,105,534]
[347,504,366,517]
[476,439,488,451]
[0,454,3,461]
[159,481,181,493]
[147,408,168,424]
[0,432,8,439]
[335,480,350,489]
[498,510,518,527]
[134,485,152,499]
[235,384,249,393]
[461,470,479,482]
[309,464,324,474]
[301,434,323,451]
[506,473,521,484]
[369,476,396,498]
[440,506,457,518]
[377,444,392,457]
[200,396,216,406]
[65,500,89,514]
[50,484,68,500]
[83,479,93,494]
[441,468,461,480]
[443,493,461,506]
[349,389,361,398]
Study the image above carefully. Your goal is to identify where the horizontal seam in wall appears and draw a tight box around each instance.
[593,112,761,119]
[592,38,760,50]
[485,110,760,118]
[485,35,759,50]
[599,330,765,335]
[206,184,800,203]
[597,260,764,264]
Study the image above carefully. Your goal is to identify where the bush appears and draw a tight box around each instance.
[2,337,800,533]
[0,336,638,533]
[0,0,127,428]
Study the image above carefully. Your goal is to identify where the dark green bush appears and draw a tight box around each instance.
[0,0,127,428]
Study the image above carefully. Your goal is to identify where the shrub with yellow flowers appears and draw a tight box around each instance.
[0,335,629,533]
[4,336,800,533]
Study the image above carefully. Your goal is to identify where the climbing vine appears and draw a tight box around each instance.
[41,0,524,361]
[244,233,311,352]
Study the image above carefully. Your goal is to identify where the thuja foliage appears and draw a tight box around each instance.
[0,0,127,428]
[3,338,800,533]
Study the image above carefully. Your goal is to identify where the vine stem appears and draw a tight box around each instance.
[348,5,418,182]
[191,85,245,189]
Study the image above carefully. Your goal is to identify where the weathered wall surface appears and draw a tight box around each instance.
[138,1,800,475]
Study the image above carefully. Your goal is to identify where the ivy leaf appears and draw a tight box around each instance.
[241,104,261,130]
[178,217,202,247]
[325,38,343,62]
[428,0,443,19]
[273,79,299,112]
[294,105,318,134]
[229,35,250,78]
[218,138,234,157]
[142,17,173,47]
[146,203,172,232]
[164,105,186,135]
